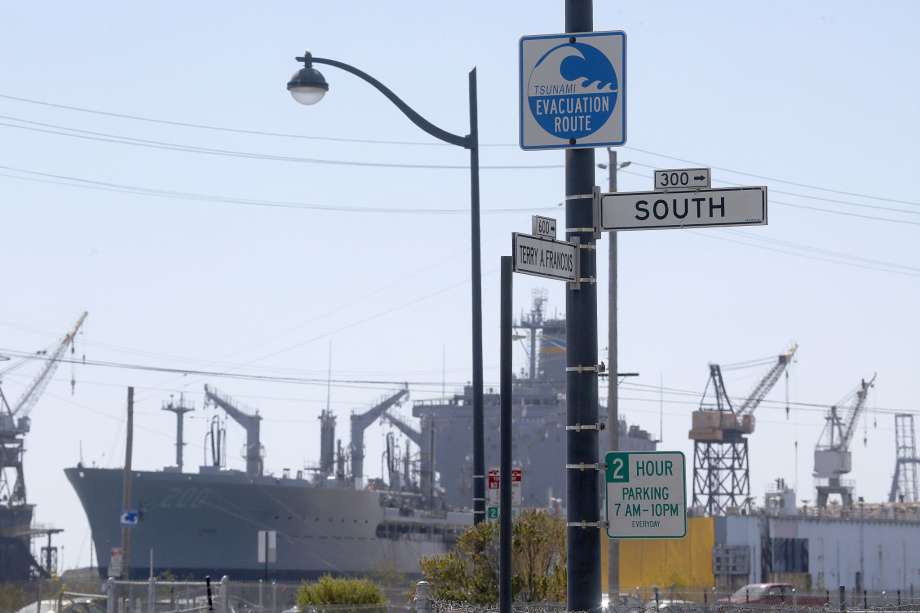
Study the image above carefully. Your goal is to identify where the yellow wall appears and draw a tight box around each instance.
[602,517,715,591]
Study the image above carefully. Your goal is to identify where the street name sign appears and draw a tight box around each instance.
[512,233,577,281]
[519,31,626,150]
[486,467,522,520]
[654,168,711,190]
[601,186,767,232]
[532,215,557,240]
[605,451,686,539]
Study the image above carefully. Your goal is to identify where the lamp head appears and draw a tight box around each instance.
[288,52,328,105]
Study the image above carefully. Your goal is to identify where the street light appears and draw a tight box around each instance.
[287,55,329,105]
[285,51,486,524]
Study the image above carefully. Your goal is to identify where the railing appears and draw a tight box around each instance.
[86,579,920,613]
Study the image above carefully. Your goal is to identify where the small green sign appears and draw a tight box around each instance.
[606,452,630,483]
[487,506,499,520]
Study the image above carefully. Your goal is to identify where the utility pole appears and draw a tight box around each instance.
[606,147,619,596]
[564,2,601,611]
[499,255,513,613]
[120,386,134,579]
[470,68,486,526]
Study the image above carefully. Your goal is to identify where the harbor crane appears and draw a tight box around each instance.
[888,413,919,503]
[813,375,875,508]
[203,384,263,477]
[690,343,797,515]
[0,312,87,509]
[349,386,408,487]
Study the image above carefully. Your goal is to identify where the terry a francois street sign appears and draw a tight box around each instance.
[520,31,626,150]
[606,451,686,539]
[512,232,577,282]
[601,186,767,232]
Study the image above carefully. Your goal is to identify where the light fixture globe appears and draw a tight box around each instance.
[287,54,328,105]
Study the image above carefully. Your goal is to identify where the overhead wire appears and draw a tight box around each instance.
[2,92,917,207]
[0,164,556,215]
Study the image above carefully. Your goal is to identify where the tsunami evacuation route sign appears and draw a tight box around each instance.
[519,30,626,150]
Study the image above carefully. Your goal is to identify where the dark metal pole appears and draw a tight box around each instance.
[499,255,513,613]
[470,68,486,525]
[606,147,619,598]
[120,386,134,579]
[565,2,600,611]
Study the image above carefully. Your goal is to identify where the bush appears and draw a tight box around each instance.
[297,575,386,607]
[419,509,566,604]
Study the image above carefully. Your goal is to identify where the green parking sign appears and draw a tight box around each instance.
[605,451,686,539]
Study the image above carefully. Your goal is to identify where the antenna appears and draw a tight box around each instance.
[325,341,333,413]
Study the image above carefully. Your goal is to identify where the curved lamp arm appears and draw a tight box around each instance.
[309,56,471,150]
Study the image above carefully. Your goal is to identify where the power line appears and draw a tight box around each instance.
[3,163,917,276]
[0,164,556,215]
[689,229,920,278]
[724,230,920,274]
[623,145,920,208]
[627,161,920,215]
[3,113,919,225]
[3,92,916,207]
[0,348,466,391]
[0,117,558,171]
[616,167,920,228]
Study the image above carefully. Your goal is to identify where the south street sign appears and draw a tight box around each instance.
[605,451,686,539]
[512,233,577,281]
[601,186,767,231]
[519,31,626,150]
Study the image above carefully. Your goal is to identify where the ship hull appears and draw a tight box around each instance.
[66,467,466,580]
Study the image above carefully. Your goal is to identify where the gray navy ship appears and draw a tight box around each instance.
[66,294,655,579]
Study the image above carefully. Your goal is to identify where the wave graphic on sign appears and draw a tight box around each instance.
[527,42,618,140]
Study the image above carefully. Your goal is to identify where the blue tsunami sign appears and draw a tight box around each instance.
[527,41,618,140]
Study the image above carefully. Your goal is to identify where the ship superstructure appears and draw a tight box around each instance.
[411,293,656,510]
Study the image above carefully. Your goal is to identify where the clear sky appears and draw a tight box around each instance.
[1,1,918,571]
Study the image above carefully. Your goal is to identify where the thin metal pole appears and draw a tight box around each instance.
[470,67,486,525]
[499,255,513,613]
[120,386,134,579]
[606,147,619,597]
[565,2,600,611]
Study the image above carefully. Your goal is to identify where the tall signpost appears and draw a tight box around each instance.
[504,227,579,613]
[519,6,768,610]
[520,8,626,611]
[606,148,619,596]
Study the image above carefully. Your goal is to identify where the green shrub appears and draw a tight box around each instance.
[297,575,386,607]
[419,509,566,604]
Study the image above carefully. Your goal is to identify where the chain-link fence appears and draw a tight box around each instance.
[17,580,920,613]
[95,578,414,613]
[427,588,920,613]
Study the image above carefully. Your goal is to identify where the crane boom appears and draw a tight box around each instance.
[349,386,409,486]
[841,375,876,449]
[11,312,87,419]
[382,411,422,446]
[736,343,797,416]
[203,384,263,476]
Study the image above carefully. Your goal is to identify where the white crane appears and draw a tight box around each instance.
[0,312,87,507]
[814,375,876,508]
